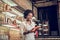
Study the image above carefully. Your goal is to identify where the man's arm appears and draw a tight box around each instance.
[23,26,41,35]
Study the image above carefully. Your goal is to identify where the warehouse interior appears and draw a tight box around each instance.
[0,0,60,40]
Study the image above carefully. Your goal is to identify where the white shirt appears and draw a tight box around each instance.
[21,20,35,40]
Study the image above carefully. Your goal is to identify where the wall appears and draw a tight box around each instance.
[13,0,32,10]
[58,2,60,35]
[33,6,38,19]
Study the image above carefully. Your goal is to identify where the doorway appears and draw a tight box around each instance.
[37,5,59,36]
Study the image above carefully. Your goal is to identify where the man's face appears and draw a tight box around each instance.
[27,13,33,20]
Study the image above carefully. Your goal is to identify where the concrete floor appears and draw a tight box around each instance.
[35,38,60,40]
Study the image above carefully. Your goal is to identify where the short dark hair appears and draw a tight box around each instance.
[24,9,33,18]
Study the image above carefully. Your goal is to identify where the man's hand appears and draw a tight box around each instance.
[31,26,41,32]
[23,26,41,35]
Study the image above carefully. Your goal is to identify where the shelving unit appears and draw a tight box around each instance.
[0,0,24,40]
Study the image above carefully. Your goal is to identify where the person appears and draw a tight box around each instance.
[21,9,40,40]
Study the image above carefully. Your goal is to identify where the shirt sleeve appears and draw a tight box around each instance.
[32,22,36,28]
[20,22,27,32]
